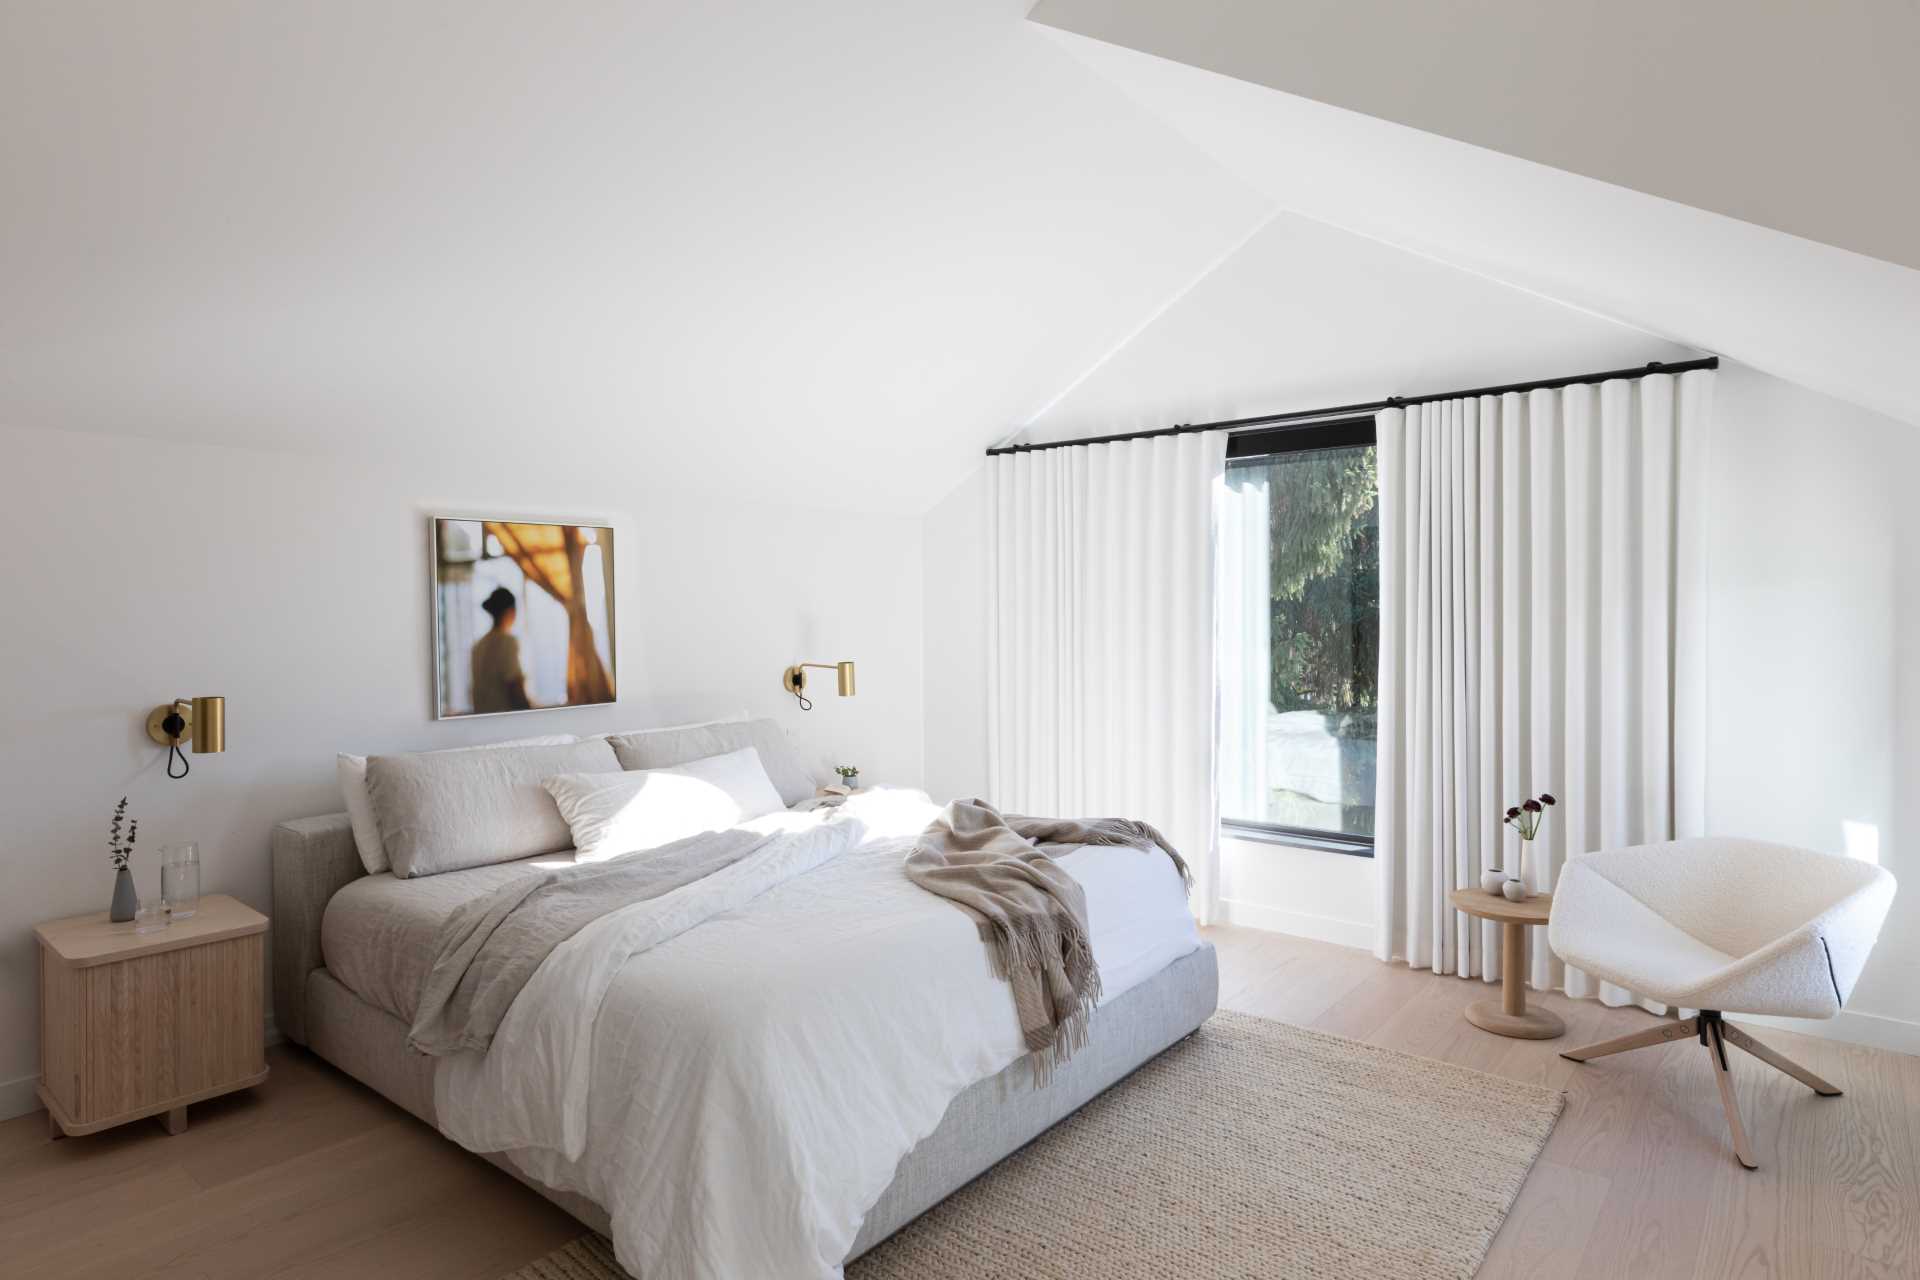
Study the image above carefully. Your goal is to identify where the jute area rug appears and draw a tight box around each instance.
[503,1009,1564,1280]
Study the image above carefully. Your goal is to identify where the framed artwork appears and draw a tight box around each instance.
[430,517,617,719]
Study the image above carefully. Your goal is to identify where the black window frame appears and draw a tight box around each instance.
[1221,416,1379,858]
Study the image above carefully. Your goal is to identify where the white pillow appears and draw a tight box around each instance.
[543,747,786,863]
[338,734,575,875]
[607,717,816,807]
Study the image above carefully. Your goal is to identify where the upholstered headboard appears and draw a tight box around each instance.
[270,812,365,1046]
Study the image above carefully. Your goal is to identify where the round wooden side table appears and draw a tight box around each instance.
[1448,887,1564,1040]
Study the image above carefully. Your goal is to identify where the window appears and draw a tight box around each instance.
[1218,418,1379,854]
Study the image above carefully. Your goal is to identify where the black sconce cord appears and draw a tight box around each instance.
[163,711,190,779]
[794,689,813,711]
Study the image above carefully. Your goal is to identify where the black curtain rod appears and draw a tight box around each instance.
[985,356,1720,457]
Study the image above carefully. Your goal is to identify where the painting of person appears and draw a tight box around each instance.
[469,585,531,713]
[432,518,616,718]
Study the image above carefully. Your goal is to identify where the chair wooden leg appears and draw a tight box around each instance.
[1721,1022,1843,1096]
[1560,1015,1699,1063]
[1706,1019,1758,1170]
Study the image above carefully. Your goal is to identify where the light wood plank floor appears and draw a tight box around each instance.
[3,924,1916,1278]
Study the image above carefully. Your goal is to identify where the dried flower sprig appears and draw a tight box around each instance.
[1502,793,1556,842]
[108,796,139,870]
[834,764,860,780]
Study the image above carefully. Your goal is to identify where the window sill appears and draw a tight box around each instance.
[1221,820,1374,858]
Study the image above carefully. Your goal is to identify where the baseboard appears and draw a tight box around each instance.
[1734,1007,1920,1057]
[1220,898,1372,951]
[0,1073,39,1123]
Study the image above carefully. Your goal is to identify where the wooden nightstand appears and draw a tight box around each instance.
[36,893,269,1138]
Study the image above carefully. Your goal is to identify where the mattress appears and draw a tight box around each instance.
[321,853,579,1022]
[320,834,1198,1027]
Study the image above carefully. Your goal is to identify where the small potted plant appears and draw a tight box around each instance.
[1499,792,1556,901]
[834,764,860,791]
[107,796,139,922]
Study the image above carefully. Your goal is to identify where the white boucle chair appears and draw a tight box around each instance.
[1548,837,1896,1170]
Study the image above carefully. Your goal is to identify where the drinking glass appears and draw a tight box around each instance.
[133,898,171,934]
[160,842,200,919]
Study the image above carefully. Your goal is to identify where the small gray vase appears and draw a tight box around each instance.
[109,866,137,923]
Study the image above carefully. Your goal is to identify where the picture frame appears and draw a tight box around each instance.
[429,515,618,719]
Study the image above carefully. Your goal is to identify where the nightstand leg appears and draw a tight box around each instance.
[162,1106,187,1136]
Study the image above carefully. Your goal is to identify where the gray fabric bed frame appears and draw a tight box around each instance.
[271,812,1218,1265]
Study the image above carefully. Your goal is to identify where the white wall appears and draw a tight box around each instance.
[0,425,926,1119]
[1217,837,1372,950]
[1701,364,1920,1050]
[922,465,989,802]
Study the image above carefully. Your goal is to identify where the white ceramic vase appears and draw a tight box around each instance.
[1480,869,1507,894]
[1502,878,1527,903]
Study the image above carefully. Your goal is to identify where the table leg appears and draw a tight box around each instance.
[162,1106,187,1136]
[1504,922,1527,1016]
[1464,921,1566,1040]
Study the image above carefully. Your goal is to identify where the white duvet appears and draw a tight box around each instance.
[432,791,1199,1279]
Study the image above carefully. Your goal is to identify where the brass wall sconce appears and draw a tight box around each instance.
[782,661,854,711]
[146,696,226,779]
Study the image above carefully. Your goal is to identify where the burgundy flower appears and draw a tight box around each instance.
[1522,798,1541,812]
[1506,806,1522,819]
[1540,793,1557,806]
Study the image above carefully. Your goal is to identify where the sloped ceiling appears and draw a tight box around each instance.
[1032,0,1920,271]
[1034,20,1920,430]
[7,2,1912,518]
[0,0,1270,514]
[1024,210,1695,443]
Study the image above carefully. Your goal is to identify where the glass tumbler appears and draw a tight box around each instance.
[160,842,201,919]
[133,897,171,934]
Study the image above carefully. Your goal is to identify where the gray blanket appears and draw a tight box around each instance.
[408,826,772,1056]
[905,798,1190,1081]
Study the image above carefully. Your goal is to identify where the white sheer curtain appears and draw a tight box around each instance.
[1372,370,1713,1004]
[987,431,1228,924]
[1216,470,1271,824]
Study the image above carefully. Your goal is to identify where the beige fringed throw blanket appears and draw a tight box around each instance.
[906,798,1191,1082]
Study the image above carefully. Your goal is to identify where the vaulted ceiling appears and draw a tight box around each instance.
[1023,210,1694,444]
[0,0,1268,513]
[1032,0,1920,271]
[1031,2,1920,431]
[2,1,1911,515]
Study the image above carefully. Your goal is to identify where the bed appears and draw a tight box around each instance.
[271,797,1217,1276]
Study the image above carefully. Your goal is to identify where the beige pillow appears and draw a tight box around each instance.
[368,739,621,878]
[609,717,814,806]
[337,734,575,875]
